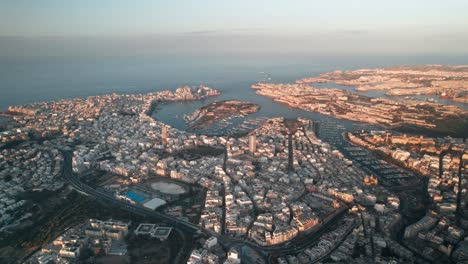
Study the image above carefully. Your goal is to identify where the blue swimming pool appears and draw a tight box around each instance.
[124,191,145,203]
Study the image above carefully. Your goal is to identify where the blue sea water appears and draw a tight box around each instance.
[1,54,467,112]
[1,54,464,212]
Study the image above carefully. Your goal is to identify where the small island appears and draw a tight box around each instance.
[185,100,260,130]
[297,65,468,104]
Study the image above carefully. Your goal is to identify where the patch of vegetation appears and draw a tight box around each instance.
[168,145,225,161]
[127,230,184,264]
[0,189,142,264]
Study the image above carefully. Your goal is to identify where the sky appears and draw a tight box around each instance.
[1,0,468,55]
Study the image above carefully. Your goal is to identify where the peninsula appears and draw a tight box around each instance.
[2,82,466,264]
[251,83,468,137]
[0,88,368,263]
[297,65,468,104]
[184,100,260,130]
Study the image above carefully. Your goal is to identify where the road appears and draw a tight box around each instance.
[62,151,198,264]
[62,151,201,234]
[62,150,349,262]
[222,206,348,256]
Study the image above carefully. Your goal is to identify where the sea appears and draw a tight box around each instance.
[2,54,465,221]
[1,53,467,129]
[2,54,468,108]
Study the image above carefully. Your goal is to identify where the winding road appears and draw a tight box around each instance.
[61,150,350,263]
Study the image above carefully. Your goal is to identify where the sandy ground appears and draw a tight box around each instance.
[151,182,186,195]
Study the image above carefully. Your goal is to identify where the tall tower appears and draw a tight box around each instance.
[162,126,168,142]
[456,149,464,218]
[249,134,256,154]
[288,133,294,172]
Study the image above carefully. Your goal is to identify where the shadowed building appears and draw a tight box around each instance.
[312,121,320,138]
[283,118,301,173]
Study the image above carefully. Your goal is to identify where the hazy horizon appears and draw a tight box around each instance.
[1,0,468,56]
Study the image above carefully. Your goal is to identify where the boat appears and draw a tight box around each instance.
[440,92,451,99]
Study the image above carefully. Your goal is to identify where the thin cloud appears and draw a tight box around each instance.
[336,29,370,35]
[182,28,270,35]
[183,30,223,35]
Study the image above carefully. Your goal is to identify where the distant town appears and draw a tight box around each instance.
[0,67,467,264]
[252,80,468,137]
[297,65,468,103]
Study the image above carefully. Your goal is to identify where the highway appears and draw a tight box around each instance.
[62,151,201,234]
[61,150,350,262]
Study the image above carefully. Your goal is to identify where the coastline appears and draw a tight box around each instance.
[251,83,468,138]
[296,65,468,106]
